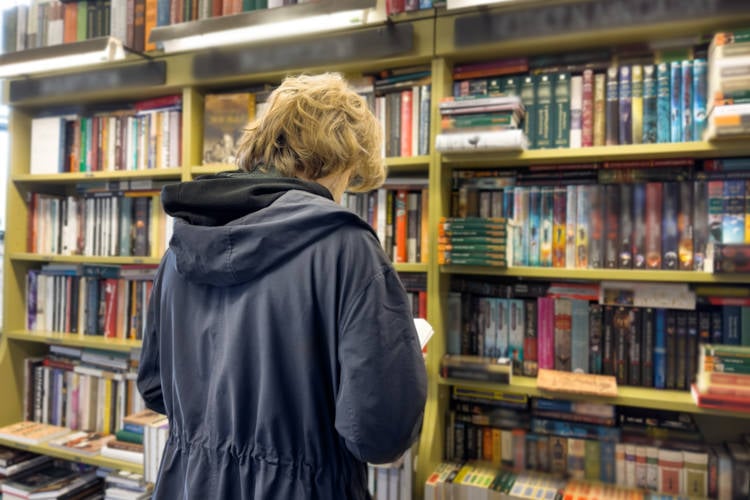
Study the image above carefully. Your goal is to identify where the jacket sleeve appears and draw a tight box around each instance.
[335,266,428,464]
[137,265,167,415]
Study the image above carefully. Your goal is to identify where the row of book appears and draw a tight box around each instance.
[26,264,155,339]
[23,347,145,435]
[400,272,428,320]
[367,448,414,500]
[343,186,429,264]
[453,58,708,149]
[447,278,750,390]
[438,217,507,267]
[30,95,183,175]
[705,28,750,140]
[451,162,750,271]
[386,0,438,15]
[441,388,750,499]
[27,190,173,258]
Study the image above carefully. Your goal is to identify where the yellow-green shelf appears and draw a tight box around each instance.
[12,169,183,183]
[441,265,750,284]
[9,253,162,265]
[441,141,750,168]
[440,376,750,419]
[394,263,429,273]
[190,156,431,176]
[3,330,141,353]
[0,436,143,474]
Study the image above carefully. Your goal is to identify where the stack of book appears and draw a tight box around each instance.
[435,95,527,153]
[1,463,102,499]
[0,447,53,487]
[143,414,169,484]
[706,28,750,140]
[103,470,153,499]
[438,217,507,267]
[692,344,750,413]
[0,421,70,446]
[440,354,512,383]
[100,410,164,465]
[708,242,750,273]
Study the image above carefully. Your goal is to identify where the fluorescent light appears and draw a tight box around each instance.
[447,0,538,9]
[0,37,125,79]
[150,0,382,54]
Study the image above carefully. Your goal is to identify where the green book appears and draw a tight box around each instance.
[534,74,553,149]
[115,429,144,445]
[77,1,88,41]
[553,72,570,148]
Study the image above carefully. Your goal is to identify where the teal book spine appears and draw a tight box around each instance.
[535,74,554,149]
[642,64,657,143]
[670,61,683,142]
[528,186,541,266]
[605,65,619,145]
[618,65,632,144]
[681,60,694,141]
[521,76,537,148]
[657,62,671,143]
[693,58,708,140]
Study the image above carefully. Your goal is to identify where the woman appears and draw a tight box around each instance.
[137,73,427,499]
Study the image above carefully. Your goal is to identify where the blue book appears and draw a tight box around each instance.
[508,299,525,372]
[711,308,724,345]
[661,182,679,270]
[503,189,514,220]
[632,183,647,269]
[156,0,171,26]
[642,64,657,143]
[693,58,707,141]
[600,439,617,484]
[722,179,745,243]
[419,0,433,7]
[723,306,742,345]
[571,299,590,373]
[528,186,541,266]
[618,65,632,144]
[657,62,671,143]
[681,60,694,141]
[497,298,510,357]
[670,61,683,142]
[654,308,667,389]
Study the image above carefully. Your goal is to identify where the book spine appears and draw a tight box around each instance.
[498,299,509,358]
[581,70,594,147]
[509,299,525,375]
[619,183,633,268]
[693,58,708,140]
[602,305,615,376]
[523,299,538,376]
[614,307,630,385]
[588,303,603,374]
[657,62,671,143]
[722,179,745,243]
[631,64,643,144]
[632,183,646,269]
[605,65,620,145]
[682,60,694,141]
[645,182,663,269]
[535,74,554,149]
[666,310,677,389]
[528,186,541,266]
[629,308,642,386]
[570,299,590,374]
[565,185,577,269]
[588,184,604,269]
[618,65,632,144]
[678,180,694,270]
[642,64,657,143]
[670,61,683,142]
[604,183,620,269]
[676,311,688,390]
[540,186,554,267]
[654,308,667,389]
[593,72,606,146]
[662,181,679,270]
[521,76,537,149]
[554,298,572,371]
[552,187,566,268]
[687,311,699,386]
[641,307,655,387]
[554,73,571,148]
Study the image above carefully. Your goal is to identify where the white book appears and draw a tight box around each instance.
[30,116,66,175]
[569,75,583,148]
[435,129,527,153]
[101,444,144,464]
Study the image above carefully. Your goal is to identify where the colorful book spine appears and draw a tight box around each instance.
[605,65,620,145]
[569,75,583,148]
[631,64,643,144]
[498,298,510,357]
[509,299,525,374]
[523,299,538,377]
[540,186,554,267]
[576,184,589,268]
[554,73,571,148]
[570,299,590,373]
[614,307,631,385]
[602,306,615,376]
[641,308,655,387]
[554,298,573,372]
[662,182,679,270]
[670,61,683,142]
[645,182,663,269]
[565,185,578,269]
[708,180,724,244]
[693,58,707,141]
[722,179,745,243]
[632,183,647,269]
[618,65,632,144]
[581,70,594,147]
[681,60,694,141]
[678,181,694,271]
[657,62,671,143]
[593,73,606,146]
[642,64,657,143]
[588,185,604,269]
[604,184,620,269]
[535,74,554,149]
[552,187,566,268]
[619,183,633,268]
[521,76,537,149]
[528,186,541,266]
[538,297,555,370]
[589,304,603,374]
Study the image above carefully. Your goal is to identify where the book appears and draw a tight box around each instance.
[440,355,512,383]
[0,421,70,445]
[202,92,256,165]
[48,431,115,456]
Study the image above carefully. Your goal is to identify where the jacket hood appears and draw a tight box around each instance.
[161,170,366,286]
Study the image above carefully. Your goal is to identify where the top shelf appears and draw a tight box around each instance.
[441,141,750,168]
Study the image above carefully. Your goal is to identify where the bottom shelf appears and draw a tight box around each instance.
[439,376,750,418]
[0,436,143,474]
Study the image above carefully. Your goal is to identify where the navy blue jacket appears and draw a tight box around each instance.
[137,171,427,499]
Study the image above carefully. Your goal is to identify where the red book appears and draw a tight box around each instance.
[537,297,555,370]
[394,190,408,263]
[691,384,750,413]
[581,69,594,147]
[645,182,663,269]
[134,94,182,112]
[386,0,405,15]
[103,278,119,338]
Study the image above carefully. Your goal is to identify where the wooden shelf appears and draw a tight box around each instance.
[12,169,182,183]
[440,141,750,168]
[3,330,141,352]
[0,436,143,474]
[9,253,162,265]
[394,263,429,273]
[440,376,750,419]
[441,265,750,284]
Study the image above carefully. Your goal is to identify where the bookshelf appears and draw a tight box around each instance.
[3,2,750,498]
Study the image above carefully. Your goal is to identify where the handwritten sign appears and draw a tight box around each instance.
[537,368,618,398]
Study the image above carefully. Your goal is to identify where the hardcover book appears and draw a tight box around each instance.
[618,65,633,144]
[645,182,663,269]
[593,72,607,146]
[681,60,694,141]
[657,62,671,143]
[661,181,679,270]
[642,64,657,143]
[619,183,633,268]
[631,64,643,144]
[202,92,256,165]
[670,61,683,142]
[554,73,571,148]
[678,181,694,270]
[605,65,620,145]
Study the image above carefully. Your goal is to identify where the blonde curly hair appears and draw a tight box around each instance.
[236,73,386,193]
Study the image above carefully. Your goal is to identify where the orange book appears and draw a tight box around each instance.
[394,190,408,263]
[63,3,77,44]
[420,187,429,263]
[144,0,158,52]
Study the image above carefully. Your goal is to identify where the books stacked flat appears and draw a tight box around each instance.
[440,354,512,383]
[438,217,507,267]
[692,344,750,413]
[103,470,153,500]
[0,421,70,446]
[705,28,750,140]
[0,447,53,487]
[101,410,162,465]
[435,95,528,152]
[1,464,102,499]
